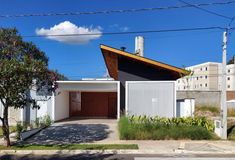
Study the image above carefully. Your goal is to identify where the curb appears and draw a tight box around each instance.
[1,149,235,155]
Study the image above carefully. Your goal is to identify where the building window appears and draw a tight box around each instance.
[205,67,207,71]
[184,86,186,89]
[200,84,202,87]
[200,68,202,71]
[178,80,180,83]
[197,77,199,80]
[228,69,230,73]
[228,85,230,88]
[200,76,202,79]
[205,75,207,79]
[205,83,207,87]
[228,77,230,81]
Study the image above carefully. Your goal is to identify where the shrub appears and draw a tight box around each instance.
[119,116,216,140]
[228,108,235,117]
[16,122,24,140]
[195,105,220,117]
[42,115,52,127]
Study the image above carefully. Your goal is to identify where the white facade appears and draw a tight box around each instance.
[177,62,235,91]
[126,81,176,117]
[53,81,120,121]
[226,64,235,91]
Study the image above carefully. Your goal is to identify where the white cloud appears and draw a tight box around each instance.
[120,26,129,32]
[36,21,102,44]
[109,24,129,32]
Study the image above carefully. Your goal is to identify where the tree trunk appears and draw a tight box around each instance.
[2,105,10,147]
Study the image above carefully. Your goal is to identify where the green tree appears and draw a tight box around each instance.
[227,55,235,65]
[0,28,55,146]
[51,70,68,80]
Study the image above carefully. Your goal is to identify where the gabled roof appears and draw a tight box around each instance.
[100,44,189,80]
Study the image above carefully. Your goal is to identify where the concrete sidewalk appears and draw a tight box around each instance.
[94,140,235,154]
[1,140,235,155]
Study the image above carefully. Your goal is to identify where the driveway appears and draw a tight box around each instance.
[24,118,118,145]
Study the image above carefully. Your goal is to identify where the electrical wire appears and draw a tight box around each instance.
[1,1,235,18]
[22,26,228,38]
[177,0,233,20]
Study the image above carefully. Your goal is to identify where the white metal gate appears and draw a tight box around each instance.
[125,81,176,117]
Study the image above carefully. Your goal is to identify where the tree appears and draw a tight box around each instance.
[227,55,235,65]
[51,70,68,81]
[0,28,55,146]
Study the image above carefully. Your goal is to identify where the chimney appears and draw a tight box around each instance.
[135,36,144,57]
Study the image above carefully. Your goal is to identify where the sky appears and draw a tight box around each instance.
[0,0,235,80]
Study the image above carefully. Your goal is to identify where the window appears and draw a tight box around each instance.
[228,69,230,73]
[197,77,199,80]
[228,85,230,88]
[205,67,208,71]
[205,83,207,87]
[228,77,230,81]
[200,76,202,79]
[200,68,202,71]
[200,84,202,87]
[205,75,208,79]
[178,80,180,83]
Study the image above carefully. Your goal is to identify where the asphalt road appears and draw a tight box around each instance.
[1,154,235,160]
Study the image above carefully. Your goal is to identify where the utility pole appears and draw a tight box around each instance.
[221,31,227,139]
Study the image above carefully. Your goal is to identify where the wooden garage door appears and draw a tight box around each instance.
[80,92,117,118]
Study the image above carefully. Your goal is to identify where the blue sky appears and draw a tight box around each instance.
[0,0,235,79]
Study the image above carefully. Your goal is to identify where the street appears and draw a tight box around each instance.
[1,154,235,160]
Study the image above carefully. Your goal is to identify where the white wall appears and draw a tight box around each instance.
[126,81,176,117]
[36,101,48,118]
[54,90,69,121]
[57,81,118,92]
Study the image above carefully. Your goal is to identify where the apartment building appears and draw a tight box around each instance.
[227,63,235,90]
[177,62,235,91]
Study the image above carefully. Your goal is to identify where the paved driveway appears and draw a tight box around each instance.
[24,118,118,145]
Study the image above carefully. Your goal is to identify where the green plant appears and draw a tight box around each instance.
[195,105,220,117]
[228,108,235,117]
[42,115,52,127]
[119,116,217,140]
[16,122,23,140]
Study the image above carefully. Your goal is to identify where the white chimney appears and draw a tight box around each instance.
[135,36,144,57]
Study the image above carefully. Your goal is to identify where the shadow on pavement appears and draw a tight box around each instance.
[0,153,116,160]
[20,123,110,145]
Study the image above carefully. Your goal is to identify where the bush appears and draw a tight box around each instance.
[119,116,216,140]
[42,115,52,127]
[228,108,235,117]
[195,105,220,117]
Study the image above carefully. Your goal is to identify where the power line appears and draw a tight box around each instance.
[23,26,229,38]
[178,0,233,20]
[1,1,235,18]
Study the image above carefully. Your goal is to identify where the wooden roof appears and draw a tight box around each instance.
[100,44,189,80]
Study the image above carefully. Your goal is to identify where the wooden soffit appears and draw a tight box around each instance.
[100,44,189,80]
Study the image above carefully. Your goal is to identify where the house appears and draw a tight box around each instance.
[0,87,53,125]
[1,36,188,124]
[51,37,187,120]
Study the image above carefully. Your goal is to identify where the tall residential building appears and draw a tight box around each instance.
[177,62,235,91]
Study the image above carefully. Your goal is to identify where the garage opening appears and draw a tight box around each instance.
[69,92,117,118]
[53,81,120,121]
